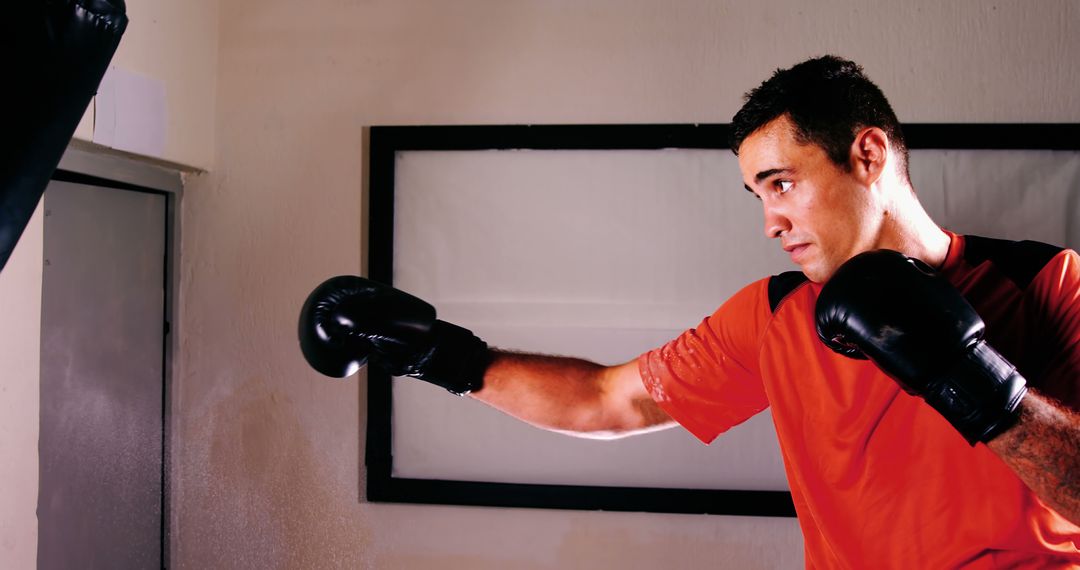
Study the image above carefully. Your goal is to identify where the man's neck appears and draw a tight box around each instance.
[875,185,951,268]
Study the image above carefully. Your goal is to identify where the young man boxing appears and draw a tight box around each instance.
[300,56,1080,567]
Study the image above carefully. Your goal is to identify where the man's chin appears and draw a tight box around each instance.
[798,262,831,283]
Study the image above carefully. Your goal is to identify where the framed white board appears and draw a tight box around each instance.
[366,124,1080,516]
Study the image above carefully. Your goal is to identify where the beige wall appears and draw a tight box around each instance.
[174,0,1080,568]
[0,205,43,569]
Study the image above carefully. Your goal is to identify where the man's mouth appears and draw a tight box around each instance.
[784,243,810,262]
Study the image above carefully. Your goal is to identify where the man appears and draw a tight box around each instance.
[300,56,1080,567]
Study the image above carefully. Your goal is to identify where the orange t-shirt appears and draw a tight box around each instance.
[639,232,1080,568]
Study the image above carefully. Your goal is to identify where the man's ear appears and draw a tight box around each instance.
[850,127,889,185]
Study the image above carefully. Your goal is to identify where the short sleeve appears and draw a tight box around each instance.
[637,278,772,443]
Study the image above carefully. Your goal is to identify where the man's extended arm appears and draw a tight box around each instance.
[298,275,673,439]
[988,391,1080,526]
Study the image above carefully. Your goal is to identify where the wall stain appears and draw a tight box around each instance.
[177,375,372,569]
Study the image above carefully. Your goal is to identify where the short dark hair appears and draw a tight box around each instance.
[730,55,909,182]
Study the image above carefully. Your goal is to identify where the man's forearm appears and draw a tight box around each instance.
[469,349,668,438]
[469,350,611,432]
[987,390,1080,526]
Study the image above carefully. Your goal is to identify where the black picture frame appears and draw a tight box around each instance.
[366,123,1080,517]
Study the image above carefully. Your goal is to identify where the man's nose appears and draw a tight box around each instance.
[763,203,791,239]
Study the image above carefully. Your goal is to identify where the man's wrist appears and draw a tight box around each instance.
[412,320,490,395]
[924,341,1027,445]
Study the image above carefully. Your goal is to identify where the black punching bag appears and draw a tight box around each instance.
[0,0,128,273]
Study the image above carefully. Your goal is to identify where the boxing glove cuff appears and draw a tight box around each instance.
[403,320,490,396]
[923,340,1027,445]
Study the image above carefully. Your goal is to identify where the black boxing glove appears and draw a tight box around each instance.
[298,276,489,395]
[815,250,1027,445]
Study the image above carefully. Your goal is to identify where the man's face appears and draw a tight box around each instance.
[737,115,880,283]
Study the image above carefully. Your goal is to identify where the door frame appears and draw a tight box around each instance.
[52,144,184,568]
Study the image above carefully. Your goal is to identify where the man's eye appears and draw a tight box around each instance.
[776,180,793,194]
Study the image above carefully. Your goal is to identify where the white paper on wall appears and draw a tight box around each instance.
[93,66,167,159]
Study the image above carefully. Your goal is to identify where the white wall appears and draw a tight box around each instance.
[0,205,43,568]
[174,0,1080,568]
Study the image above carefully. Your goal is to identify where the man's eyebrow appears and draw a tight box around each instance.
[754,168,790,183]
[744,168,791,194]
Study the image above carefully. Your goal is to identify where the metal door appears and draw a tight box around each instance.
[38,180,167,569]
